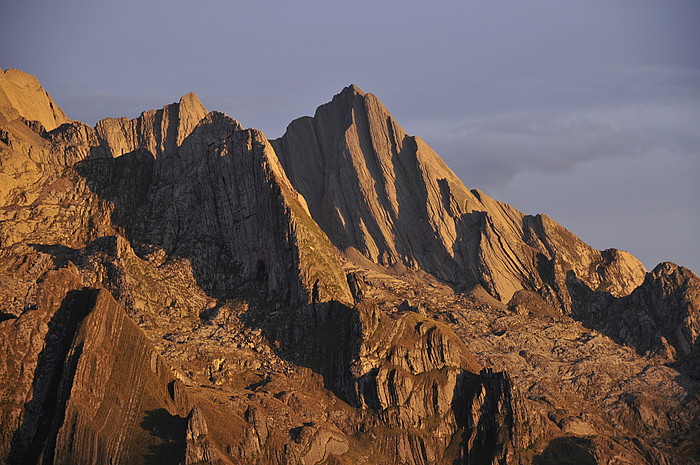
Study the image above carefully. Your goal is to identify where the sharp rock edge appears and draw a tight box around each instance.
[0,70,698,465]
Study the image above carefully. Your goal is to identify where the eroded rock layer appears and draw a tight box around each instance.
[271,85,647,310]
[0,68,70,131]
[0,69,698,464]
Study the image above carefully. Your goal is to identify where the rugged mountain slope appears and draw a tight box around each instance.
[85,104,352,304]
[0,78,351,306]
[570,261,700,376]
[0,266,189,465]
[271,85,646,311]
[0,68,70,131]
[0,69,698,465]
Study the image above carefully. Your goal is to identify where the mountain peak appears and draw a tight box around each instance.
[340,83,365,96]
[0,67,70,130]
[1,68,698,465]
[273,85,648,308]
[178,91,205,112]
[95,92,208,158]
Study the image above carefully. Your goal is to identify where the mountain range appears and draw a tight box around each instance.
[0,67,698,464]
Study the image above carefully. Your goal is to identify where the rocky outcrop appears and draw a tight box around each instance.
[0,68,70,130]
[272,85,646,311]
[292,291,540,464]
[50,289,187,465]
[95,91,208,159]
[0,266,85,463]
[80,108,352,304]
[570,262,700,375]
[293,422,349,465]
[0,268,190,464]
[1,69,698,465]
[629,263,700,359]
[465,369,534,465]
[185,405,222,464]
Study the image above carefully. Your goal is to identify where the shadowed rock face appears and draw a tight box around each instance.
[81,109,352,304]
[0,267,189,465]
[51,290,188,465]
[0,70,698,465]
[569,262,700,376]
[271,85,646,311]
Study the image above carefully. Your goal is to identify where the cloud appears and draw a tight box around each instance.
[416,100,700,192]
[3,0,697,273]
[408,97,700,272]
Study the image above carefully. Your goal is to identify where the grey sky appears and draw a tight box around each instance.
[2,0,699,272]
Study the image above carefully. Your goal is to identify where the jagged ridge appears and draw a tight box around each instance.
[0,69,698,465]
[271,85,647,311]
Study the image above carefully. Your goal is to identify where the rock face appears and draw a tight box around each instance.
[0,70,698,465]
[272,85,646,310]
[570,262,700,375]
[0,267,189,465]
[95,91,208,158]
[0,68,70,131]
[0,267,86,463]
[465,369,532,465]
[185,405,221,464]
[51,289,187,465]
[286,287,540,465]
[82,107,352,304]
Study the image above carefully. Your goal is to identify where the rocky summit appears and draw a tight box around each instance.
[0,68,698,465]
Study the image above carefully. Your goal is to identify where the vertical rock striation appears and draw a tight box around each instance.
[272,85,646,311]
[0,267,85,464]
[0,69,698,465]
[0,68,70,131]
[50,290,186,465]
[0,271,190,464]
[95,91,208,159]
[570,261,700,375]
[84,105,352,304]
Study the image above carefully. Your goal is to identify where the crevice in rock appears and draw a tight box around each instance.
[9,288,98,465]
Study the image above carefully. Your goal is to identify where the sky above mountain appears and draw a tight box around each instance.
[1,0,698,272]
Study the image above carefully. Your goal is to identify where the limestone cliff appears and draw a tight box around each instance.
[95,91,207,158]
[271,85,646,311]
[0,68,70,131]
[84,107,351,304]
[0,267,190,465]
[0,82,350,305]
[570,261,700,375]
[0,69,698,465]
[0,267,85,463]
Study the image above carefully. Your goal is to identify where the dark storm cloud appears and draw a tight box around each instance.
[1,0,698,271]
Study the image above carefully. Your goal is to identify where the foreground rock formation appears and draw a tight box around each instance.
[0,67,698,464]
